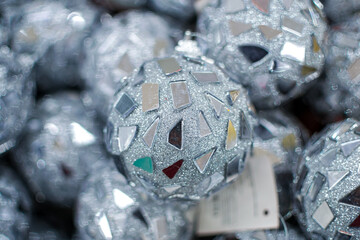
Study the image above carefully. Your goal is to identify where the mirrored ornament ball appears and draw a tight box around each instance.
[13,92,108,207]
[197,0,327,109]
[253,110,306,216]
[11,0,99,91]
[0,46,35,154]
[322,0,360,23]
[76,163,192,240]
[0,164,32,240]
[81,10,175,119]
[294,119,360,239]
[324,14,360,120]
[148,0,196,21]
[105,37,255,200]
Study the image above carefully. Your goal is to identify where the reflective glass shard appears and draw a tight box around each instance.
[118,126,137,152]
[239,110,251,139]
[195,148,216,173]
[153,39,168,57]
[312,35,320,53]
[118,53,134,74]
[132,64,145,86]
[228,90,240,105]
[252,0,269,13]
[339,185,360,207]
[282,133,297,150]
[168,120,182,149]
[296,165,309,191]
[312,201,334,229]
[328,171,349,190]
[307,172,325,202]
[97,212,112,239]
[198,111,212,138]
[163,185,181,193]
[330,121,355,141]
[281,42,305,63]
[276,78,296,94]
[191,72,219,84]
[301,65,317,77]
[321,148,338,166]
[143,117,160,148]
[341,139,360,157]
[226,120,237,150]
[115,93,137,118]
[206,93,224,118]
[258,25,282,40]
[228,20,252,36]
[170,81,191,110]
[70,122,96,146]
[269,60,292,73]
[142,83,159,112]
[113,189,134,209]
[282,17,304,36]
[157,57,181,76]
[154,217,168,239]
[239,45,269,63]
[162,159,184,179]
[226,154,244,182]
[334,231,353,240]
[282,0,294,9]
[349,215,360,228]
[254,123,274,141]
[132,209,148,228]
[223,0,245,13]
[133,157,153,173]
[348,59,360,82]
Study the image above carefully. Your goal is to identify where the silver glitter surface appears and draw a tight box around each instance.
[13,92,108,207]
[253,110,305,216]
[324,15,360,120]
[0,165,32,240]
[105,40,254,200]
[197,0,327,109]
[81,11,176,119]
[0,46,34,154]
[76,163,192,240]
[294,118,360,239]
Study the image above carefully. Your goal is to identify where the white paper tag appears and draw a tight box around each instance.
[196,148,279,236]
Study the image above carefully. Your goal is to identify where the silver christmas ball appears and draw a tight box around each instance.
[105,38,255,200]
[11,0,98,91]
[82,11,175,119]
[294,118,360,239]
[76,163,192,240]
[148,0,195,21]
[13,92,108,206]
[0,46,34,153]
[254,110,305,216]
[325,14,360,119]
[322,0,360,23]
[197,0,327,108]
[0,164,32,240]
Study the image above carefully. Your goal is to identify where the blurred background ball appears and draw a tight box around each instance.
[13,92,108,207]
[0,164,32,240]
[197,0,327,109]
[76,163,192,240]
[148,0,196,21]
[81,10,176,119]
[0,46,34,153]
[294,119,360,239]
[105,40,254,200]
[322,0,360,23]
[93,0,147,10]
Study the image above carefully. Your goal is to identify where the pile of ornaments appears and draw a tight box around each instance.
[1,0,360,239]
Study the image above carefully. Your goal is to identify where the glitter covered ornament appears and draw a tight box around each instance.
[76,164,192,240]
[13,92,107,206]
[0,164,32,240]
[105,37,254,200]
[148,0,195,21]
[197,0,327,108]
[324,15,360,119]
[322,0,360,23]
[11,0,98,91]
[294,119,360,239]
[0,46,34,153]
[82,11,175,119]
[254,110,305,216]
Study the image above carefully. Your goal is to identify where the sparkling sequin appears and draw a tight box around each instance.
[168,120,182,150]
[226,120,237,150]
[282,17,304,36]
[269,59,292,73]
[223,0,245,13]
[258,25,282,40]
[162,160,184,179]
[133,157,154,173]
[157,57,181,76]
[191,72,219,84]
[341,139,360,157]
[301,65,317,77]
[330,121,355,141]
[194,148,216,173]
[312,35,321,53]
[206,93,224,118]
[142,83,159,112]
[163,185,181,193]
[239,110,251,139]
[170,81,191,110]
[327,171,349,190]
[118,126,137,152]
[115,93,137,118]
[339,186,360,207]
[281,41,305,63]
[228,20,252,36]
[312,201,334,229]
[143,117,160,148]
[228,90,241,105]
[198,111,212,138]
[307,172,325,201]
[252,0,270,13]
